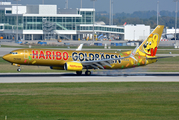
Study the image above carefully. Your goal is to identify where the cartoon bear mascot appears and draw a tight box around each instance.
[142,34,159,56]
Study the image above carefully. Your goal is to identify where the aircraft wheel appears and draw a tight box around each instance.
[85,71,91,76]
[17,68,21,72]
[76,71,82,75]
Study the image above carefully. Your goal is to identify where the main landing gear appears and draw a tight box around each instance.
[76,71,82,75]
[85,71,91,76]
[76,70,92,76]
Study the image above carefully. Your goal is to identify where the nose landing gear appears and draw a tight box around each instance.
[12,63,21,72]
[17,67,21,72]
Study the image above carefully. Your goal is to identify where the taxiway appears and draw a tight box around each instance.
[0,72,179,83]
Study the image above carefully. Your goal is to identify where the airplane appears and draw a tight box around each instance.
[3,25,165,76]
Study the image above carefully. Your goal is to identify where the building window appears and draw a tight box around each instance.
[77,26,80,30]
[76,17,81,23]
[66,17,72,22]
[37,24,42,30]
[37,17,42,22]
[57,17,62,22]
[66,24,72,30]
[6,10,12,14]
[86,11,92,16]
[0,25,4,30]
[90,26,92,30]
[73,17,76,22]
[86,17,91,23]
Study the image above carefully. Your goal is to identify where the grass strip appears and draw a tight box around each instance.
[0,82,179,120]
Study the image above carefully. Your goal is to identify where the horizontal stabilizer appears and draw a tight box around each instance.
[147,56,173,59]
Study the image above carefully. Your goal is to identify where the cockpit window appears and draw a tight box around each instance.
[10,52,18,54]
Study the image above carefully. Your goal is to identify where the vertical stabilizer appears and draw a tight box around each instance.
[135,25,164,57]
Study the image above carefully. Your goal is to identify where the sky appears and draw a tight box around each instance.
[9,0,177,13]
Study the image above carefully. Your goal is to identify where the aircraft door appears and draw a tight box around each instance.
[24,50,29,59]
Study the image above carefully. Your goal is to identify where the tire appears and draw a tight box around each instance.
[76,71,82,75]
[17,68,20,72]
[85,71,91,76]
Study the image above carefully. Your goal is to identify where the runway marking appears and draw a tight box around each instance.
[0,73,179,83]
[1,76,179,83]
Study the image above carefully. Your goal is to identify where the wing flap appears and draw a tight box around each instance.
[94,62,104,69]
[101,61,112,68]
[90,64,99,69]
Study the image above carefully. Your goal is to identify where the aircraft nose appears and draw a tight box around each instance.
[2,55,7,60]
[2,54,12,62]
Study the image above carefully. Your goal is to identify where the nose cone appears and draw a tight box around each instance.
[2,55,7,60]
[2,54,12,62]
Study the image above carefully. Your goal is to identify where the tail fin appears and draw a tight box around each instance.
[135,25,164,57]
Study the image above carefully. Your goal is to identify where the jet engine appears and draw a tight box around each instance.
[64,62,83,71]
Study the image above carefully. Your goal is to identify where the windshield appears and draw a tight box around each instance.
[9,52,18,55]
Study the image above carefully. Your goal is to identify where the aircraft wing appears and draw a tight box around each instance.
[80,46,141,69]
[80,45,140,69]
[81,56,130,69]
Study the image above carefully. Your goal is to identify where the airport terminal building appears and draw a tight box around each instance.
[0,2,124,41]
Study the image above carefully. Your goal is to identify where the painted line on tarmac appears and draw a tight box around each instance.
[0,76,179,83]
[1,72,179,77]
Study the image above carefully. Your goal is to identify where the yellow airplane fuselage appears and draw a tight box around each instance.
[3,48,153,70]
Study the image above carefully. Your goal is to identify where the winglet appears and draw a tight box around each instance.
[76,44,83,51]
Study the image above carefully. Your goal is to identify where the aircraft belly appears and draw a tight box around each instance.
[29,59,66,66]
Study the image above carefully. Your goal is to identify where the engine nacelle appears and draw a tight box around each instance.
[50,66,64,70]
[64,62,83,71]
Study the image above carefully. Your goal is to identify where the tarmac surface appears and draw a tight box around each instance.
[0,72,179,83]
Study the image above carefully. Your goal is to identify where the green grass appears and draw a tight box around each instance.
[157,56,179,62]
[0,82,179,120]
[0,57,7,64]
[158,46,177,49]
